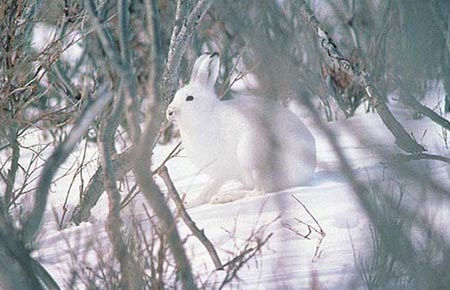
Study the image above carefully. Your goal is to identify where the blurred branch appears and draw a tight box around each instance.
[0,203,60,290]
[117,0,141,142]
[28,258,61,290]
[124,1,215,289]
[428,0,450,56]
[295,0,425,154]
[158,165,222,269]
[98,91,142,289]
[299,65,450,286]
[0,234,43,290]
[22,94,113,243]
[84,0,122,70]
[52,6,82,101]
[392,152,450,164]
[133,136,198,290]
[401,84,450,131]
[73,0,215,228]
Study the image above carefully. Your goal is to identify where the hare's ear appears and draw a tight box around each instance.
[189,52,220,88]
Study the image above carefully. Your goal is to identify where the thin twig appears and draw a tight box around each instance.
[158,165,222,269]
[22,93,113,243]
[153,141,182,173]
[283,195,326,262]
[217,233,272,289]
[291,195,325,236]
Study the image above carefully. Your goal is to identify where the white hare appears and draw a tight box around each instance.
[166,53,316,207]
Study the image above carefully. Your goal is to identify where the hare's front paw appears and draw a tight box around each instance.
[210,190,249,204]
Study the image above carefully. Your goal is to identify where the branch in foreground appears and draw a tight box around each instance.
[0,234,43,290]
[392,153,450,164]
[98,91,142,289]
[295,0,425,154]
[133,157,198,290]
[123,2,217,288]
[158,165,222,269]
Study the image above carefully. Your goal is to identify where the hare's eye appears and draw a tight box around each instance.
[185,95,194,102]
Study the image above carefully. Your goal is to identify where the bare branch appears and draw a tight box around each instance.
[290,195,326,237]
[163,0,215,103]
[401,91,450,131]
[392,153,450,164]
[158,165,222,269]
[217,233,272,290]
[283,195,326,262]
[4,125,19,208]
[22,94,113,243]
[123,1,216,289]
[295,0,425,154]
[70,147,134,225]
[84,0,122,70]
[98,91,142,289]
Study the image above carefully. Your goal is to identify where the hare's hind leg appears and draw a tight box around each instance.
[185,178,224,208]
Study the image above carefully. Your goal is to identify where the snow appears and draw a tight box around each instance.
[2,80,443,288]
[13,6,447,289]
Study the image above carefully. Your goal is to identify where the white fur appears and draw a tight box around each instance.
[167,53,316,207]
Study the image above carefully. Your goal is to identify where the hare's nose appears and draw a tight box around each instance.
[166,107,176,120]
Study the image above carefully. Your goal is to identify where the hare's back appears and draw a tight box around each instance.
[225,95,315,146]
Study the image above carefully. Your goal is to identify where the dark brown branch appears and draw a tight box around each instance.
[158,165,222,269]
[291,195,326,237]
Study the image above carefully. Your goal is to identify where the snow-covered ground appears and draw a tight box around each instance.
[24,93,449,289]
[11,2,447,288]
